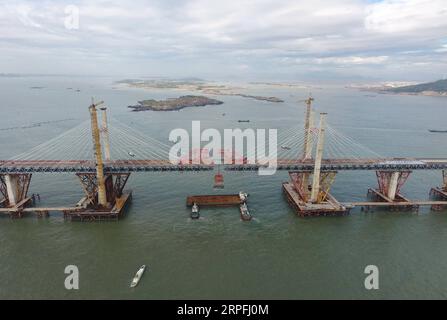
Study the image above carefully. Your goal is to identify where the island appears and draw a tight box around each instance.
[118,79,284,103]
[127,95,223,112]
[235,94,284,103]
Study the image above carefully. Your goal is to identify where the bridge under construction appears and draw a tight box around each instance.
[1,97,447,219]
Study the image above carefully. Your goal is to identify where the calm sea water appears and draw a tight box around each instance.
[1,76,447,299]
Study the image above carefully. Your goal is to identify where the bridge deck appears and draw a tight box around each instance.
[346,201,447,207]
[2,158,447,173]
[0,207,82,213]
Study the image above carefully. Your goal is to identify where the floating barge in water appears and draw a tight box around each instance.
[186,194,244,207]
[186,192,251,220]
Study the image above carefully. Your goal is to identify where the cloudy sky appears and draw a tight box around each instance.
[1,0,447,82]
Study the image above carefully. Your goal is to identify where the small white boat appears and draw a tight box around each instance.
[130,265,146,288]
[239,191,248,202]
[240,203,252,221]
[281,145,291,150]
[128,151,136,157]
[191,203,200,219]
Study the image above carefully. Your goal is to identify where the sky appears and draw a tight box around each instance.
[0,0,447,82]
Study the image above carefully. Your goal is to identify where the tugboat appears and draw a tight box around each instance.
[429,130,447,133]
[239,202,252,221]
[191,202,200,219]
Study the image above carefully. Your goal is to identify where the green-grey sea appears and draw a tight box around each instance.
[1,76,447,299]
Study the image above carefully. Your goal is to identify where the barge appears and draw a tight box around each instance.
[186,192,251,221]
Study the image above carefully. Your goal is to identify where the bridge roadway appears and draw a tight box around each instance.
[2,158,447,173]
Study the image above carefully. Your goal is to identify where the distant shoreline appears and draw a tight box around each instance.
[118,79,284,103]
[359,88,447,97]
[350,79,447,97]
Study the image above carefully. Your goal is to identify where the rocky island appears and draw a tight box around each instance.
[128,95,223,111]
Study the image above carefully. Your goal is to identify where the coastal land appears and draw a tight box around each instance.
[128,95,223,111]
[118,79,284,103]
[349,79,447,97]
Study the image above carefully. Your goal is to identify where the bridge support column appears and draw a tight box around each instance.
[387,171,400,200]
[0,173,32,208]
[375,170,411,201]
[369,170,413,211]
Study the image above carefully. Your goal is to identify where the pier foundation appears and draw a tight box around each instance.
[70,172,131,220]
[283,170,349,217]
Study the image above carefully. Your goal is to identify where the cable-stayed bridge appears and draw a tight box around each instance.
[1,99,447,219]
[2,116,447,173]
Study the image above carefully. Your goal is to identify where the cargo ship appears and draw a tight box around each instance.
[429,130,447,133]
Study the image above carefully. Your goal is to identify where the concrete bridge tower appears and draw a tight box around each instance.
[89,100,109,208]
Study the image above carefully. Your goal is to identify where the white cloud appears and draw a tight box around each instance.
[365,0,447,33]
[0,0,446,80]
[436,45,447,53]
[315,55,389,65]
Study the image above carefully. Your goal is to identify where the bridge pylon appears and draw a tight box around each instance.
[89,99,109,208]
[65,102,132,221]
[283,110,349,217]
[303,95,314,161]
